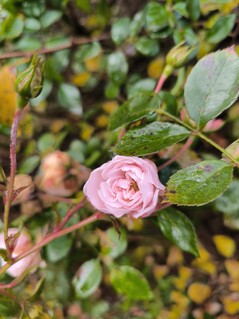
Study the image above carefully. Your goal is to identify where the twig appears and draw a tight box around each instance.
[14,212,103,263]
[0,34,109,60]
[0,211,103,278]
[158,136,194,171]
[53,197,86,232]
[3,107,27,257]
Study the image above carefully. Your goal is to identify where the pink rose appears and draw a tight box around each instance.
[83,156,165,218]
[0,228,41,277]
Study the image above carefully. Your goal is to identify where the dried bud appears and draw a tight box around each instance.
[166,42,197,68]
[15,54,44,108]
[36,151,90,197]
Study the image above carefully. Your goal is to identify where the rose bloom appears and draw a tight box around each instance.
[83,156,165,218]
[36,151,90,197]
[0,228,41,277]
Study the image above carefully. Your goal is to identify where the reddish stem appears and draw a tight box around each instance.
[14,212,103,263]
[3,108,25,257]
[53,198,86,232]
[154,74,167,94]
[158,136,194,171]
[0,35,109,60]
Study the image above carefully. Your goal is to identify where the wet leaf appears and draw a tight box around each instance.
[158,207,199,256]
[109,92,160,130]
[113,121,190,156]
[185,48,239,128]
[166,160,233,206]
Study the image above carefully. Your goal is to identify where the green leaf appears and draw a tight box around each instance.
[127,78,156,99]
[19,155,40,174]
[107,51,128,85]
[68,140,86,163]
[57,83,83,115]
[16,37,41,51]
[37,133,56,153]
[113,121,190,156]
[73,259,102,299]
[111,17,130,45]
[24,18,41,31]
[106,228,127,259]
[158,207,199,255]
[109,92,160,130]
[40,10,62,28]
[207,14,236,44]
[46,235,73,263]
[130,11,145,37]
[105,81,120,99]
[215,180,239,216]
[184,48,239,128]
[111,266,153,300]
[145,2,169,33]
[186,0,200,21]
[166,160,233,206]
[135,37,160,56]
[0,13,24,39]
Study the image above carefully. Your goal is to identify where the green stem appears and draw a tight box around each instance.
[159,109,239,166]
[158,109,194,131]
[197,132,239,166]
[171,67,185,96]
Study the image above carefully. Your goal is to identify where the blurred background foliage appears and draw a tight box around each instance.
[0,0,239,318]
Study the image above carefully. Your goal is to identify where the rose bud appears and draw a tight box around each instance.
[36,151,90,197]
[15,54,44,108]
[166,41,198,68]
[0,228,41,277]
[83,155,165,218]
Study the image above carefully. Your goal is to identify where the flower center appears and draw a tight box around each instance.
[129,181,139,192]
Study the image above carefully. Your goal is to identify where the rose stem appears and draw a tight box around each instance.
[0,212,104,278]
[53,197,86,232]
[3,107,26,258]
[158,136,194,171]
[154,73,167,94]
